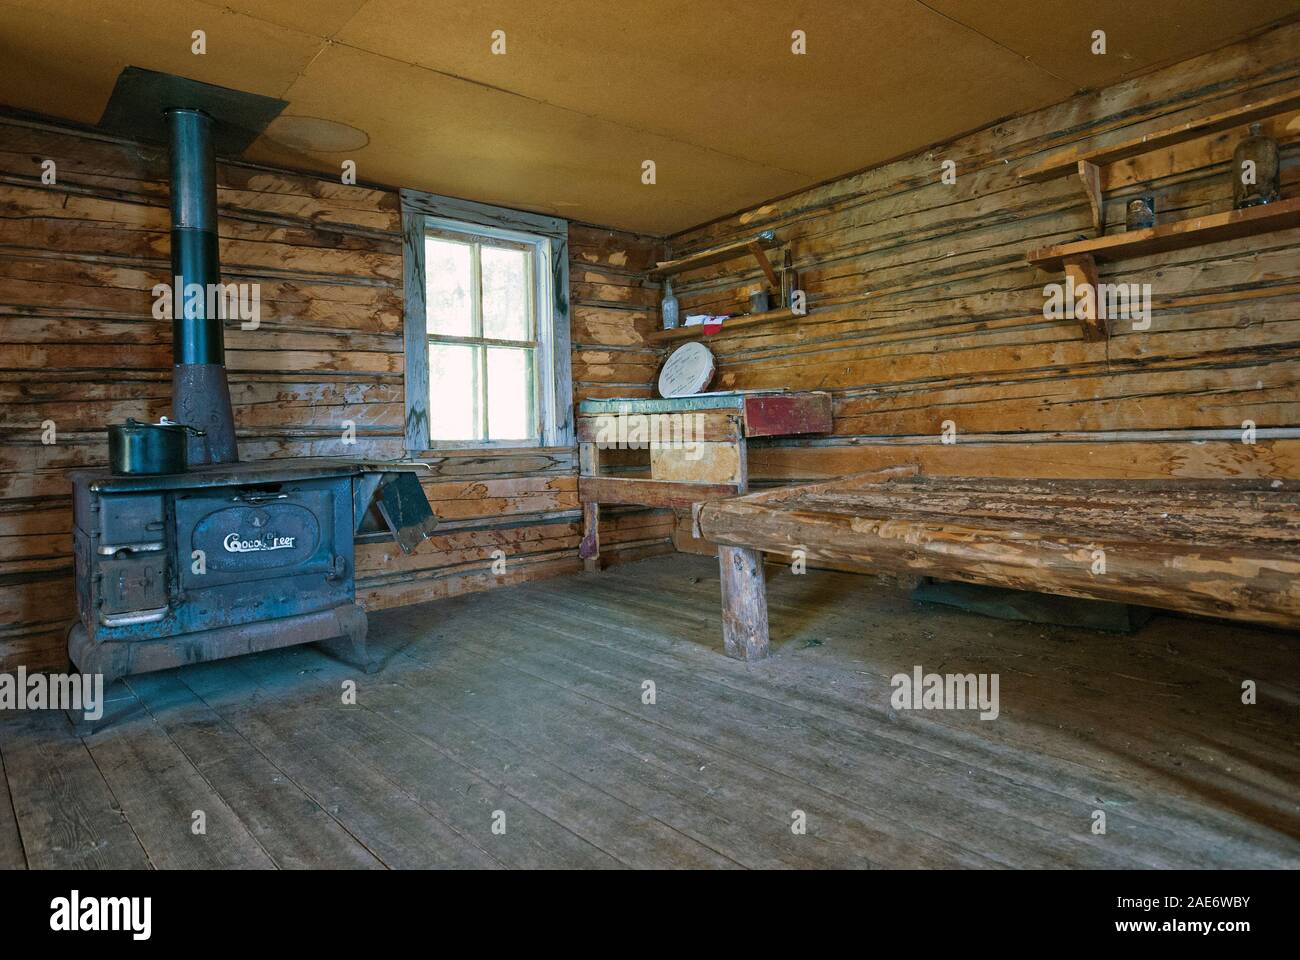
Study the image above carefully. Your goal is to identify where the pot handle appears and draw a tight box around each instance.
[157,416,207,436]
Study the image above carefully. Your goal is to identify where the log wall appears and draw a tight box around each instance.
[666,23,1300,496]
[0,116,670,672]
[7,21,1298,669]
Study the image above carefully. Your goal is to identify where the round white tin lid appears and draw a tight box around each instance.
[658,341,716,397]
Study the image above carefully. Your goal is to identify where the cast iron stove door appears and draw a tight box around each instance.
[171,476,355,631]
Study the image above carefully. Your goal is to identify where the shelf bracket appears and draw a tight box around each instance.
[1077,160,1104,237]
[746,240,781,290]
[1062,253,1108,342]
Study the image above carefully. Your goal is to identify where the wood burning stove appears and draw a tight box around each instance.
[68,73,439,730]
[67,461,432,691]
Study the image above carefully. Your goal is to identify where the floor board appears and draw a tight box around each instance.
[509,572,1279,866]
[81,686,278,870]
[220,649,623,869]
[0,711,150,869]
[124,672,386,870]
[1,554,1296,869]
[404,601,989,867]
[0,745,26,869]
[577,562,1300,866]
[179,659,503,869]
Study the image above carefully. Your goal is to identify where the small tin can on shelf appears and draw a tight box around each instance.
[1126,196,1156,231]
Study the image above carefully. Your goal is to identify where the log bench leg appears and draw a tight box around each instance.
[580,501,601,572]
[579,440,602,572]
[718,545,769,660]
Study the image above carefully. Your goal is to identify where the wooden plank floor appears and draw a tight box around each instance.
[1,553,1297,869]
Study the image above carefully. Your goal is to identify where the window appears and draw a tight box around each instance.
[401,191,572,451]
[425,228,537,443]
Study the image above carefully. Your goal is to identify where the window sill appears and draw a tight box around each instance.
[410,443,573,455]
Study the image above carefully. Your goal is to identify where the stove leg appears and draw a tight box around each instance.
[68,704,115,738]
[65,621,127,736]
[315,603,378,673]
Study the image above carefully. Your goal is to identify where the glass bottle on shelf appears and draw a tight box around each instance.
[661,278,679,330]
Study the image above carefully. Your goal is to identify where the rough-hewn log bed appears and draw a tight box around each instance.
[696,467,1300,660]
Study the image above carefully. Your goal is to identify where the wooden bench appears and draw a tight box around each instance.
[696,467,1300,660]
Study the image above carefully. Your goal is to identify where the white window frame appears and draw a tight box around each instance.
[401,188,572,452]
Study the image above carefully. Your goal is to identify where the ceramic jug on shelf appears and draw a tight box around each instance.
[1233,122,1280,209]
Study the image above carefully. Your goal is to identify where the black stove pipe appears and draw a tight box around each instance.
[167,108,238,465]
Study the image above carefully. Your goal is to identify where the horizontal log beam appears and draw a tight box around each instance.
[1018,89,1300,181]
[579,475,740,509]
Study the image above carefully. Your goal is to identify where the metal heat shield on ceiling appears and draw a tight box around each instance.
[97,66,288,154]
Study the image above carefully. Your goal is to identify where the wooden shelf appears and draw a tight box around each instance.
[650,230,777,279]
[1019,89,1300,182]
[649,307,799,343]
[1027,197,1300,270]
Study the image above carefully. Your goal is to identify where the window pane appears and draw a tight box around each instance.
[429,343,480,441]
[481,245,530,341]
[486,347,534,441]
[425,238,473,337]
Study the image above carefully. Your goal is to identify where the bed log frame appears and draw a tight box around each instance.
[697,466,1300,660]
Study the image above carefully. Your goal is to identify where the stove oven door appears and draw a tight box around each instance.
[172,475,355,632]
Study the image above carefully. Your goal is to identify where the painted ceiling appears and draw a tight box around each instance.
[2,0,1297,233]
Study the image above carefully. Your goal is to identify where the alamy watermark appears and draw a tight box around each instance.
[890,665,999,720]
[50,891,151,940]
[591,412,707,460]
[1043,276,1152,330]
[0,668,104,721]
[152,277,261,330]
